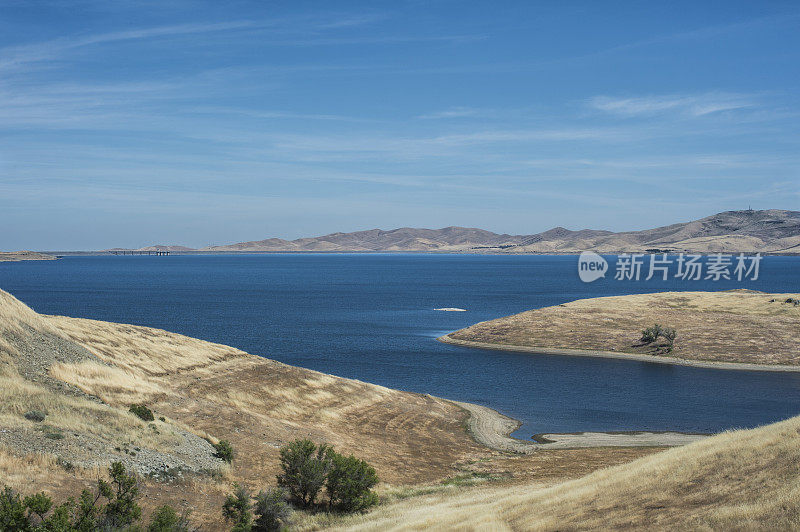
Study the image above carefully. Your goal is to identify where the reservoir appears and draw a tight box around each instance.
[2,253,799,438]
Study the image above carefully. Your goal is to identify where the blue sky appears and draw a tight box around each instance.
[1,1,798,249]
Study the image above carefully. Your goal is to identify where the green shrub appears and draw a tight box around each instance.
[222,483,253,532]
[277,439,334,508]
[326,454,379,512]
[253,487,292,532]
[148,505,190,532]
[214,440,235,463]
[129,404,155,422]
[0,462,155,531]
[24,410,46,423]
[0,486,29,531]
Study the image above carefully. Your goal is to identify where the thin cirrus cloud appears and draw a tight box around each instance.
[0,21,263,71]
[416,107,480,120]
[588,93,758,117]
[0,13,401,72]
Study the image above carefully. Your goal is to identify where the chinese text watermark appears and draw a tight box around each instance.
[578,252,762,283]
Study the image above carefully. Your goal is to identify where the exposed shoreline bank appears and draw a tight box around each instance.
[452,400,706,452]
[438,334,800,373]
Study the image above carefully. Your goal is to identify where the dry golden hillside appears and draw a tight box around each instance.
[0,289,651,529]
[337,413,800,530]
[445,290,800,367]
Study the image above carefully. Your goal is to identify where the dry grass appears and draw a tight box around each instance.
[339,415,800,530]
[11,287,794,530]
[0,251,56,262]
[450,290,800,365]
[3,288,653,528]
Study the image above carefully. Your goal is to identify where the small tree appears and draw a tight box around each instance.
[222,483,253,532]
[253,488,292,532]
[326,454,379,512]
[101,461,142,529]
[277,439,334,508]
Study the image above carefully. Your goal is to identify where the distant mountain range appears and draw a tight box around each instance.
[113,209,800,254]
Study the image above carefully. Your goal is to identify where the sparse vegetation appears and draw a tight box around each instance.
[0,462,189,531]
[129,403,155,422]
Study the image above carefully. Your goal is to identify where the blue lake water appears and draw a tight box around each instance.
[1,254,799,438]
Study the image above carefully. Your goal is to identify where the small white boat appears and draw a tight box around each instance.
[434,307,467,312]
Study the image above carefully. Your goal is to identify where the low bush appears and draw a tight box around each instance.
[129,404,155,422]
[326,453,379,512]
[222,485,294,532]
[23,410,46,423]
[214,440,235,463]
[253,487,292,531]
[148,504,191,532]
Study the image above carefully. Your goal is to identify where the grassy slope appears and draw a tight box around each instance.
[0,289,651,528]
[339,414,800,530]
[448,290,800,366]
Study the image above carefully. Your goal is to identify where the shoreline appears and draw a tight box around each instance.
[452,400,706,451]
[438,334,800,373]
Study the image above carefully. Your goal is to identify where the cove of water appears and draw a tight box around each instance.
[2,253,799,438]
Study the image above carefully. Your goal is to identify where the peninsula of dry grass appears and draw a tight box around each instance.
[446,290,800,367]
[0,251,56,262]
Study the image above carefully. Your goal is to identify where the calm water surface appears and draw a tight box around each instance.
[2,254,799,438]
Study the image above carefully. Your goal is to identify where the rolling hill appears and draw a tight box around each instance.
[201,209,800,254]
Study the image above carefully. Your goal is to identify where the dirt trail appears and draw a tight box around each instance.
[454,401,706,452]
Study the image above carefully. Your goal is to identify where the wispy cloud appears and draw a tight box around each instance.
[186,106,373,123]
[588,92,758,117]
[0,21,261,71]
[417,107,479,120]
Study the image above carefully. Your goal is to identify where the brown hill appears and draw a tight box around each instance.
[202,209,800,254]
[0,289,646,528]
